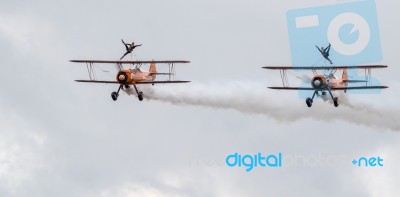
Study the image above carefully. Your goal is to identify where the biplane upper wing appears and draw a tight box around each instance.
[75,80,190,84]
[70,60,190,64]
[262,65,387,70]
[268,86,388,90]
[75,80,119,84]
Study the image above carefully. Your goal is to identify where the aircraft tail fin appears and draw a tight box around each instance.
[342,68,348,82]
[342,68,348,92]
[149,63,157,80]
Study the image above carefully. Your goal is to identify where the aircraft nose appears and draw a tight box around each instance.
[118,75,126,81]
[313,80,321,86]
[312,77,324,89]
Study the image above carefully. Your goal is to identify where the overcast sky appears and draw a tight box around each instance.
[0,0,399,196]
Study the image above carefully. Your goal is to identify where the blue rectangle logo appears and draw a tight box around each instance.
[287,0,382,66]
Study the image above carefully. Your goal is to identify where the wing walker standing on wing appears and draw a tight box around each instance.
[316,43,333,65]
[120,39,142,60]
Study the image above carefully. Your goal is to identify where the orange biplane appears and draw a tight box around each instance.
[71,60,190,101]
[263,65,388,107]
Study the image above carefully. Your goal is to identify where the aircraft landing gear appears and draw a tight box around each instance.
[133,85,144,101]
[111,84,144,102]
[333,97,339,107]
[305,91,317,107]
[111,85,123,101]
[138,91,143,101]
[306,98,313,107]
[327,88,339,107]
[111,92,118,101]
[306,89,339,107]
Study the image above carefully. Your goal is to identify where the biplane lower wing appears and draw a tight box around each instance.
[75,80,190,84]
[268,86,388,90]
[262,65,387,70]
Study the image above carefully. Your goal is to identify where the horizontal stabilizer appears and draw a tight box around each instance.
[149,72,175,75]
[343,80,368,83]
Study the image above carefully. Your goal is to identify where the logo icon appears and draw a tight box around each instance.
[287,0,382,65]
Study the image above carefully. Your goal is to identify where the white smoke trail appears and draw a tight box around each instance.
[124,82,399,131]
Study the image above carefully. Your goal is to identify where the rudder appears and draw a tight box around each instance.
[149,63,156,80]
[342,68,348,81]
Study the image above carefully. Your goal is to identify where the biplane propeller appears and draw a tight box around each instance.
[71,60,190,101]
[263,65,388,107]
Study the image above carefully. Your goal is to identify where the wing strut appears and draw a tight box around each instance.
[280,69,289,87]
[116,63,123,71]
[365,68,372,86]
[168,63,176,81]
[312,69,317,76]
[86,62,96,80]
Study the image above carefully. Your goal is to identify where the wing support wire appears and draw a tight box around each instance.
[331,68,337,75]
[116,63,123,71]
[312,69,317,76]
[86,62,97,80]
[168,63,176,81]
[279,69,289,87]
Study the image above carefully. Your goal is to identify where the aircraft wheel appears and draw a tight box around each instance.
[111,92,119,101]
[138,91,144,101]
[306,98,313,107]
[333,97,339,107]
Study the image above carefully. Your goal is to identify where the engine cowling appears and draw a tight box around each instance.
[311,75,327,89]
[116,70,133,84]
